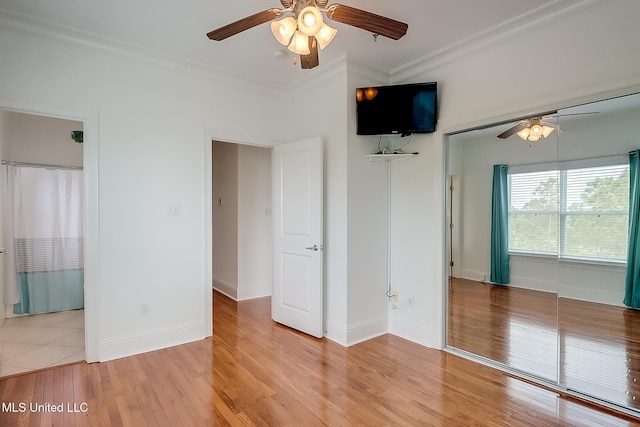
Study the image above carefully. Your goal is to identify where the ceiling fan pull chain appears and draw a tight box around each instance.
[373,33,379,42]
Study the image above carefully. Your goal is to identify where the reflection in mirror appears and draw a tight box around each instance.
[447,91,640,415]
[556,93,640,412]
[446,113,559,382]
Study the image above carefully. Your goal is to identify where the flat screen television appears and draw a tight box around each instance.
[356,82,437,136]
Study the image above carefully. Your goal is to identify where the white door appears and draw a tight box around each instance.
[272,137,323,338]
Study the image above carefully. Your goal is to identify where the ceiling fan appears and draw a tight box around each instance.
[497,116,557,142]
[497,112,599,143]
[206,0,408,69]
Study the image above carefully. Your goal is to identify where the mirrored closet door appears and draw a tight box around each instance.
[556,93,640,411]
[446,91,640,414]
[446,113,559,383]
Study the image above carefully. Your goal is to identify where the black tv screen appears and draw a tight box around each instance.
[356,82,437,135]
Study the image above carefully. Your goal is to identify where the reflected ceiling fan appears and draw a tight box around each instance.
[206,0,408,69]
[497,116,557,142]
[497,112,599,143]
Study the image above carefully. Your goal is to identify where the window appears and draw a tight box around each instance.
[508,161,629,263]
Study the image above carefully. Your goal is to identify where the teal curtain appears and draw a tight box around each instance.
[624,150,640,308]
[490,164,510,284]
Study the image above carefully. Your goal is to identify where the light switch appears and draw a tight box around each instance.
[167,204,180,216]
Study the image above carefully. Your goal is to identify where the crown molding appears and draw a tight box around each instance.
[0,8,287,100]
[345,57,390,85]
[282,53,349,99]
[390,0,605,84]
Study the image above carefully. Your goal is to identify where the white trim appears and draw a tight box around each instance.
[389,318,434,348]
[323,320,347,346]
[99,321,206,362]
[202,131,213,338]
[0,98,100,363]
[509,154,629,174]
[346,316,388,347]
[391,0,605,83]
[213,278,237,301]
[0,8,285,100]
[205,127,278,310]
[237,284,272,301]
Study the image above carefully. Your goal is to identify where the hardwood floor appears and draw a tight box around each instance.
[559,296,640,411]
[448,278,559,380]
[0,291,638,426]
[449,277,640,416]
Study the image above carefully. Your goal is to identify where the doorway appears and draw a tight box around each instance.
[0,109,85,376]
[211,140,274,301]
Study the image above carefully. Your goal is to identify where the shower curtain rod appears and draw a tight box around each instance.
[1,159,83,171]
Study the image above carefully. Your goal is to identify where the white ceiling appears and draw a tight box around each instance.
[0,0,588,89]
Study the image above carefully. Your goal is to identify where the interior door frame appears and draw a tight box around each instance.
[204,129,278,319]
[0,98,100,362]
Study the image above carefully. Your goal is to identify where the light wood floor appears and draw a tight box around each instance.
[0,291,639,426]
[449,277,640,415]
[448,277,559,380]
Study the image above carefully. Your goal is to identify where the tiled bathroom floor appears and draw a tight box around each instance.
[0,309,84,377]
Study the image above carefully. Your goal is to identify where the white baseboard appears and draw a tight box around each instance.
[324,320,347,346]
[458,270,557,294]
[237,284,272,301]
[98,321,207,362]
[213,278,237,300]
[346,316,388,347]
[389,318,435,348]
[559,287,625,307]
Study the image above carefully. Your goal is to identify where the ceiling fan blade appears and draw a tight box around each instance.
[557,111,599,117]
[326,4,408,40]
[300,36,319,69]
[207,9,281,41]
[497,122,527,139]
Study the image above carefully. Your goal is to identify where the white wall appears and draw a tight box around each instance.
[386,0,640,348]
[2,0,640,359]
[212,141,238,299]
[237,144,272,300]
[212,142,273,301]
[4,111,83,166]
[0,18,283,360]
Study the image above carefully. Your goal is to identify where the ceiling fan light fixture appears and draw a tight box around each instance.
[530,124,543,137]
[528,135,540,142]
[297,6,323,36]
[271,17,297,45]
[517,128,531,140]
[315,23,337,49]
[541,125,555,138]
[288,31,311,55]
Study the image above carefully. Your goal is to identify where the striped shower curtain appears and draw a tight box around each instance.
[5,165,84,314]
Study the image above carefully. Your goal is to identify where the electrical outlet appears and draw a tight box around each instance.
[391,291,398,303]
[140,303,150,316]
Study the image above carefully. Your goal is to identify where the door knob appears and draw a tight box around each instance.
[305,244,322,251]
[0,248,7,254]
